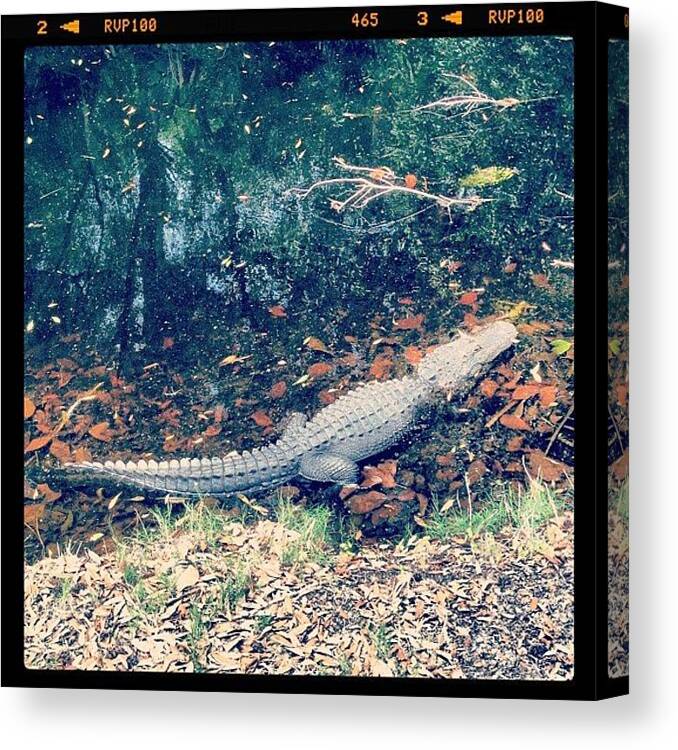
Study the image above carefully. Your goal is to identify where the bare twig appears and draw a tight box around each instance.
[290,156,488,214]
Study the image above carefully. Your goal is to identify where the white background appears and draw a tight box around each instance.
[2,0,677,747]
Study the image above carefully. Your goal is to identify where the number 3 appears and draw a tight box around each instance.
[417,11,428,26]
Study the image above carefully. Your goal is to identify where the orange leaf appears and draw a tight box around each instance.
[162,336,175,349]
[251,410,273,428]
[459,291,478,306]
[404,346,422,365]
[499,414,531,431]
[269,305,287,318]
[404,173,417,188]
[305,336,330,353]
[539,385,558,408]
[24,503,46,527]
[318,390,337,405]
[369,355,392,380]
[269,381,287,399]
[480,379,498,398]
[214,404,225,423]
[393,314,424,331]
[506,435,524,452]
[615,383,628,408]
[37,482,62,502]
[308,362,332,378]
[612,449,628,481]
[531,273,550,288]
[25,434,52,452]
[24,395,36,420]
[203,424,222,438]
[512,384,540,401]
[528,450,569,482]
[73,446,92,463]
[49,439,72,462]
[89,421,113,442]
[345,491,387,514]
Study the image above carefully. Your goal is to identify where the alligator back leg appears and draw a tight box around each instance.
[299,452,360,485]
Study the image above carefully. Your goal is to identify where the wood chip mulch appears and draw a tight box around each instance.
[25,513,574,681]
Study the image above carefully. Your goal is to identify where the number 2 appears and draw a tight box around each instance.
[36,19,48,35]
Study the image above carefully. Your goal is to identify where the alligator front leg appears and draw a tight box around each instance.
[299,452,360,485]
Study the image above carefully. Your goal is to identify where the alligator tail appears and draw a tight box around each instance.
[62,442,298,497]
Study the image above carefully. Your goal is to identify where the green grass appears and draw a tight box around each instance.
[610,479,629,520]
[425,478,566,543]
[274,496,334,565]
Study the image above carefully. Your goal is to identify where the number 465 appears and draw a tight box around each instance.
[352,12,379,28]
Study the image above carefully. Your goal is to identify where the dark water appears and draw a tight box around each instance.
[24,36,575,552]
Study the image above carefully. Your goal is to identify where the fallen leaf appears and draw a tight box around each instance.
[404,346,423,365]
[369,355,392,380]
[203,424,221,438]
[89,422,113,442]
[551,339,572,356]
[175,565,200,592]
[459,291,478,306]
[269,381,287,399]
[269,305,287,318]
[251,410,273,428]
[480,379,498,398]
[499,414,531,431]
[393,314,424,331]
[531,273,550,288]
[539,385,558,408]
[304,336,331,353]
[612,450,628,481]
[512,384,540,401]
[345,491,387,514]
[49,439,71,462]
[25,434,52,452]
[308,362,333,378]
[528,450,569,482]
[467,459,487,485]
[24,503,45,527]
[24,396,36,419]
[36,483,62,502]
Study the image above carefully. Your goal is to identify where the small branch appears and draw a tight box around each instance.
[413,74,522,116]
[290,156,487,214]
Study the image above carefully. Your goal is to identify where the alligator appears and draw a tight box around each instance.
[63,320,517,497]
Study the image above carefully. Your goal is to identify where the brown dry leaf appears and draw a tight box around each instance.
[175,565,200,592]
[318,390,337,405]
[404,346,423,365]
[539,385,558,408]
[203,424,221,438]
[36,483,62,502]
[467,459,487,485]
[269,381,287,399]
[393,313,424,331]
[268,305,287,318]
[304,336,331,354]
[528,450,569,482]
[214,404,226,423]
[458,291,478,306]
[24,503,45,527]
[251,410,273,428]
[506,435,524,452]
[480,379,498,398]
[369,355,392,381]
[24,395,36,420]
[345,491,387,514]
[512,384,541,401]
[49,439,72,462]
[615,383,628,408]
[73,446,92,463]
[531,273,550,288]
[25,434,52,452]
[499,414,531,431]
[162,337,174,349]
[89,422,113,442]
[308,362,332,378]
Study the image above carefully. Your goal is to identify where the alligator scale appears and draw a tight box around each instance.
[64,321,517,496]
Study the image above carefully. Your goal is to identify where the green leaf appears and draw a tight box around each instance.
[551,339,572,356]
[608,338,621,356]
